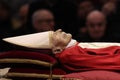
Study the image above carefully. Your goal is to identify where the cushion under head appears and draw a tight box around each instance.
[0,50,56,64]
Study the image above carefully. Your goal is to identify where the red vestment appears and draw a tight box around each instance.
[55,44,120,72]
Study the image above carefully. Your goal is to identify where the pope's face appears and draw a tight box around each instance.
[51,29,72,53]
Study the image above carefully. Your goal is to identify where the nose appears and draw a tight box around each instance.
[94,25,100,30]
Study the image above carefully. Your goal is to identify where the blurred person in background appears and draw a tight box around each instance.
[0,1,13,52]
[102,1,116,16]
[13,9,55,36]
[86,11,107,41]
[12,4,29,30]
[32,9,55,32]
[92,0,117,10]
[13,0,55,36]
[77,0,94,20]
[102,0,120,39]
[18,4,29,28]
[0,1,12,31]
[3,0,37,14]
[75,0,95,40]
[78,10,116,42]
[26,1,54,34]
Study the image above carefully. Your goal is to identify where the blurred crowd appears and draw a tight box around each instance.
[0,0,120,52]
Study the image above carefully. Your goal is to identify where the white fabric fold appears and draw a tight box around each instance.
[78,42,120,49]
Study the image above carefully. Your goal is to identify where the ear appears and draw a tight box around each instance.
[52,47,64,54]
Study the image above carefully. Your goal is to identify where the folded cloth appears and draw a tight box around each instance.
[56,45,120,72]
[0,50,66,80]
[62,70,120,80]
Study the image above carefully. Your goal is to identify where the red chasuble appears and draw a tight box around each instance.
[55,44,120,72]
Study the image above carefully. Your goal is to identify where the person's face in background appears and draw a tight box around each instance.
[77,1,94,19]
[0,3,9,21]
[32,10,55,32]
[102,2,116,16]
[86,12,106,40]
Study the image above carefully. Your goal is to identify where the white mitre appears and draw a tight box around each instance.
[3,31,53,49]
[3,31,77,51]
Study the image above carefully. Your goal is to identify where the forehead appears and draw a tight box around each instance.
[34,10,54,19]
[89,17,105,23]
[87,12,105,23]
[32,10,54,20]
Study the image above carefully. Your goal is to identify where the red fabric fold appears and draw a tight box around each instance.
[56,45,120,72]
